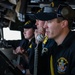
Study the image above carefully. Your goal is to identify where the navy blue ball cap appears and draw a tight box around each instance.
[29,6,57,21]
[23,20,37,29]
[29,3,75,21]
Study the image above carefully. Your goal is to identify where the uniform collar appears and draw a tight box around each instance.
[59,31,75,48]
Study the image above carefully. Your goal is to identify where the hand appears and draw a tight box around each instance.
[13,46,24,54]
[26,69,32,75]
[13,49,17,54]
[38,27,45,35]
[34,27,45,38]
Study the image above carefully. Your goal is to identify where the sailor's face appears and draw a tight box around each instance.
[35,19,45,36]
[44,18,63,39]
[23,28,34,39]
